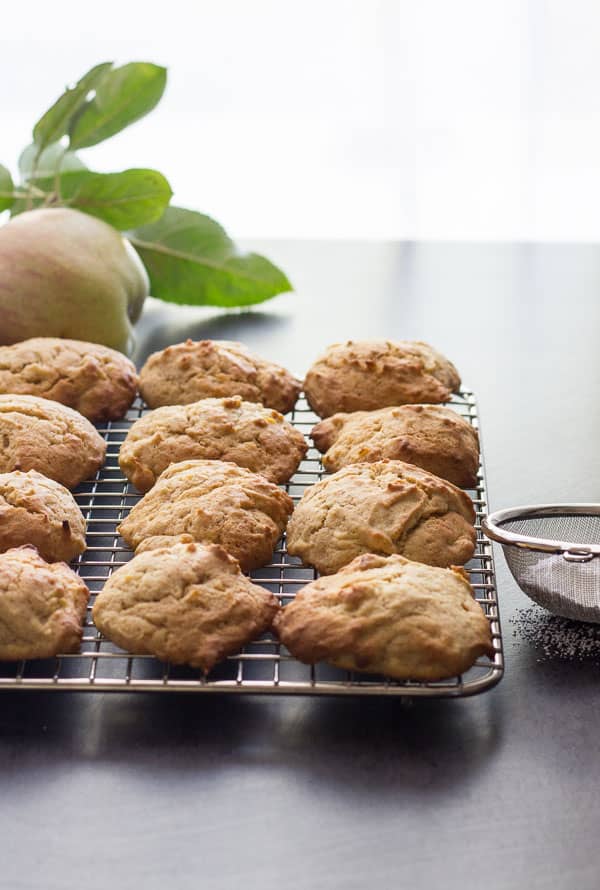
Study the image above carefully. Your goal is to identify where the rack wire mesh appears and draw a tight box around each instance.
[0,390,503,696]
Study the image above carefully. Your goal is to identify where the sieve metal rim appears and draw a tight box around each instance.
[483,504,600,562]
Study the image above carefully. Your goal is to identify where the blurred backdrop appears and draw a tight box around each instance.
[3,0,600,240]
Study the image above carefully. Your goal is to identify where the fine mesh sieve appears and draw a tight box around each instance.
[482,505,600,623]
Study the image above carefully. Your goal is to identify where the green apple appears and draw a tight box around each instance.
[0,207,149,353]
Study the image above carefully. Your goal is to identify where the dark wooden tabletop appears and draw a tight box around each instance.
[2,240,600,890]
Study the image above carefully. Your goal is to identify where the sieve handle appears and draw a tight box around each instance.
[563,548,595,563]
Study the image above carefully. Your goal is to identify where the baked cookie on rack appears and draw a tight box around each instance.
[273,553,494,681]
[139,339,301,414]
[118,459,293,571]
[286,459,476,575]
[312,404,479,488]
[0,545,89,660]
[92,541,280,672]
[118,396,307,492]
[0,470,86,563]
[304,340,461,417]
[0,337,138,422]
[0,394,106,489]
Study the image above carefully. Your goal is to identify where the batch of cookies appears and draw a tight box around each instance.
[0,335,494,681]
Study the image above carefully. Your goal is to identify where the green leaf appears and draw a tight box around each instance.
[69,63,167,149]
[42,168,173,229]
[33,61,113,151]
[19,142,87,182]
[129,206,292,307]
[0,165,15,211]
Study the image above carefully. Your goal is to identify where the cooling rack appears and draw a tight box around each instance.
[0,391,504,697]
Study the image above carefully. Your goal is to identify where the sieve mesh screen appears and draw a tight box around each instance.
[500,514,600,546]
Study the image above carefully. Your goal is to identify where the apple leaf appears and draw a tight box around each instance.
[19,141,87,182]
[69,63,167,149]
[32,62,113,153]
[12,61,292,309]
[42,168,173,229]
[128,206,292,307]
[0,165,15,212]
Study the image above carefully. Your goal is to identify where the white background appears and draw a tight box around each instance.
[3,0,600,240]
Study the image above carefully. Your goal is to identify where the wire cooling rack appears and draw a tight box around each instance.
[0,391,503,697]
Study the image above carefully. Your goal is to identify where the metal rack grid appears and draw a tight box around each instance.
[0,391,504,697]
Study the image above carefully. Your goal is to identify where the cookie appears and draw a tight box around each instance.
[304,340,461,417]
[0,337,138,422]
[92,541,280,672]
[286,459,476,575]
[312,404,479,488]
[0,545,89,660]
[0,394,106,489]
[0,470,86,563]
[139,339,301,414]
[119,396,307,492]
[118,459,294,571]
[273,553,494,681]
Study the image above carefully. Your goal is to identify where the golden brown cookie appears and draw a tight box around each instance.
[118,459,293,571]
[286,459,476,575]
[273,553,494,681]
[304,340,461,417]
[118,396,307,492]
[139,339,301,414]
[0,337,138,422]
[0,394,106,489]
[0,470,86,563]
[0,545,89,660]
[312,404,479,488]
[92,541,280,671]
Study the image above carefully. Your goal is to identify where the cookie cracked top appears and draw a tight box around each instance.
[119,396,307,492]
[0,545,89,660]
[274,553,493,681]
[92,541,280,672]
[304,340,461,417]
[139,339,301,414]
[312,404,479,488]
[286,459,476,575]
[0,469,86,563]
[118,459,293,571]
[0,337,138,422]
[0,394,106,489]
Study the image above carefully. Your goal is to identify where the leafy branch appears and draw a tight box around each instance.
[0,61,291,307]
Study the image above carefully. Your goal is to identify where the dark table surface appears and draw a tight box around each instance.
[2,240,600,890]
